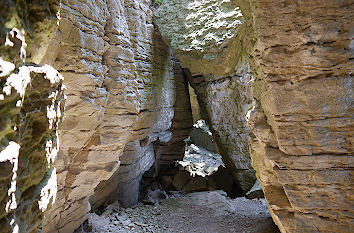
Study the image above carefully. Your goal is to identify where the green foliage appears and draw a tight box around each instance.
[154,0,164,5]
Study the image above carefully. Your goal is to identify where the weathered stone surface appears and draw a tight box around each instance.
[1,1,64,232]
[90,141,155,208]
[245,179,264,199]
[153,53,193,171]
[89,49,193,209]
[246,0,354,232]
[186,63,257,192]
[0,0,60,65]
[0,65,64,232]
[188,84,201,122]
[156,0,353,231]
[42,0,192,232]
[154,0,245,76]
[155,0,257,193]
[189,119,216,153]
[1,0,352,232]
[251,141,354,233]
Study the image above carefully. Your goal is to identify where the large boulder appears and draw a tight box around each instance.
[154,0,246,76]
[155,0,257,193]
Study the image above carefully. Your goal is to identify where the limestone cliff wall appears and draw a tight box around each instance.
[90,50,193,209]
[155,0,353,232]
[1,0,352,232]
[246,0,353,232]
[1,0,192,232]
[41,0,192,232]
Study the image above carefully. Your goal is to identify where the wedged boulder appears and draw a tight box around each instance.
[186,63,257,192]
[154,0,246,76]
[155,0,257,193]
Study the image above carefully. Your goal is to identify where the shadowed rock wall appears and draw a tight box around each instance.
[0,65,64,233]
[90,48,193,209]
[155,0,257,192]
[0,1,65,232]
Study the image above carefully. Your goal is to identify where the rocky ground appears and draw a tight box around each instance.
[76,191,279,233]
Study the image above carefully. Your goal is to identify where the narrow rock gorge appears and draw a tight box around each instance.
[0,0,353,233]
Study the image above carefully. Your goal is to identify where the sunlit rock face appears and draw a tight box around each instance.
[0,1,64,232]
[246,0,353,232]
[0,65,64,233]
[155,0,257,192]
[155,0,246,76]
[41,0,193,232]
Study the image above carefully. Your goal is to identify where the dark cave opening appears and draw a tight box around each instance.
[138,83,249,204]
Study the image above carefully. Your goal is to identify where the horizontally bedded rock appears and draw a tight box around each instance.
[42,0,192,232]
[246,0,354,232]
[155,0,353,232]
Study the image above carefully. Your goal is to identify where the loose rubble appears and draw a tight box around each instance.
[76,191,279,233]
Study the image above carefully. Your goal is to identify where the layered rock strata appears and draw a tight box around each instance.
[156,0,353,232]
[1,0,352,232]
[90,54,193,209]
[246,0,354,232]
[42,0,192,232]
[90,140,155,208]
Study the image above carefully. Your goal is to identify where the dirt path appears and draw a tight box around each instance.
[79,191,280,233]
